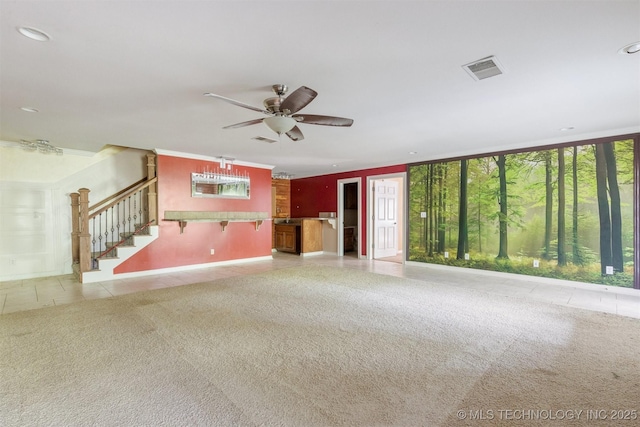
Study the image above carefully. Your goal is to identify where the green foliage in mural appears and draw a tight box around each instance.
[408,139,635,287]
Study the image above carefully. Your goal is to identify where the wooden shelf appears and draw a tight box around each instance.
[163,211,270,233]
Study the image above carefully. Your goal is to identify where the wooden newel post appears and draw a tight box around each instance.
[78,188,91,273]
[70,193,80,263]
[146,153,157,225]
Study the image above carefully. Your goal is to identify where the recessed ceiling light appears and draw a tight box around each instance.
[17,26,50,42]
[618,41,640,55]
[20,107,39,113]
[409,151,417,155]
[560,126,575,131]
[332,164,338,167]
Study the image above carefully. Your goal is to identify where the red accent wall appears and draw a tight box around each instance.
[114,154,273,274]
[290,164,406,256]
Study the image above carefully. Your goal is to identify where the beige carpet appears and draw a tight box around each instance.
[1,266,639,426]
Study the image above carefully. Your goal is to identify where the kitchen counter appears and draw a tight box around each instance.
[274,216,337,229]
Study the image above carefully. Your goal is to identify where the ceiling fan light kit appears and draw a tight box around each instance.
[264,116,297,135]
[205,84,353,142]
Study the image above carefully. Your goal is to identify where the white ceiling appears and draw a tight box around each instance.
[1,1,639,178]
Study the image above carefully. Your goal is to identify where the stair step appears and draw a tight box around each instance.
[92,251,118,259]
[105,241,134,248]
[80,225,159,284]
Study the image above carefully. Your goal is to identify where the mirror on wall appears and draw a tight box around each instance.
[191,171,250,199]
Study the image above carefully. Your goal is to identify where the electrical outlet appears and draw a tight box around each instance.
[210,249,215,255]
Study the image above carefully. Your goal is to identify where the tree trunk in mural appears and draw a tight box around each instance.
[427,164,434,256]
[457,159,468,260]
[543,151,553,260]
[572,146,582,265]
[425,165,431,254]
[436,164,446,253]
[441,163,449,252]
[496,155,509,259]
[603,142,624,272]
[477,179,482,253]
[434,164,440,255]
[421,167,429,251]
[557,148,567,266]
[594,144,613,275]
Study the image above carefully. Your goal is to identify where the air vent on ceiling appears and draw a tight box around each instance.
[462,55,505,81]
[252,136,278,143]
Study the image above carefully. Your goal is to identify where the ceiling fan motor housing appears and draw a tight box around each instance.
[264,97,283,113]
[272,84,288,96]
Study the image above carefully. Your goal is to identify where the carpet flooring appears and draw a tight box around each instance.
[1,266,639,426]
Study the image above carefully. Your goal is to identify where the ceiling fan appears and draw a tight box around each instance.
[204,84,353,141]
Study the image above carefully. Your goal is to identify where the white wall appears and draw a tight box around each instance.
[0,144,149,281]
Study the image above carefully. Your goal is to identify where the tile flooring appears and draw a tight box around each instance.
[1,253,639,318]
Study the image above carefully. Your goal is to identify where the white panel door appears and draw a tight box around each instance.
[373,180,398,258]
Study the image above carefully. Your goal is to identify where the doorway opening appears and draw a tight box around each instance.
[337,178,361,258]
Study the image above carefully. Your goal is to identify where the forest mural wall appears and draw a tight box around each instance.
[408,138,637,288]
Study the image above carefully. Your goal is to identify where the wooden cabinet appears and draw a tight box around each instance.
[300,219,322,253]
[274,224,300,254]
[274,219,323,255]
[344,227,355,252]
[272,179,291,218]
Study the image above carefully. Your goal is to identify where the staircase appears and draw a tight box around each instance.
[77,225,159,283]
[70,154,159,283]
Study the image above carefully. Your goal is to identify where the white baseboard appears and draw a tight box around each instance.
[300,251,324,257]
[82,255,274,283]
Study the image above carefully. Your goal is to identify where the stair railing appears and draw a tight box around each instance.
[71,153,158,273]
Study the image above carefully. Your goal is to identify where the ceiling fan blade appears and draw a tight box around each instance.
[286,126,304,141]
[280,86,317,114]
[292,114,354,127]
[223,118,264,129]
[204,93,270,114]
